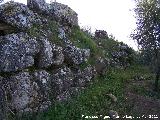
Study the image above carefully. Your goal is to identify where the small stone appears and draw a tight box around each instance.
[108,110,118,119]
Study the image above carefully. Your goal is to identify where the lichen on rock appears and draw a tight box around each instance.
[0,1,43,30]
[0,0,97,118]
[27,0,78,26]
[0,32,39,72]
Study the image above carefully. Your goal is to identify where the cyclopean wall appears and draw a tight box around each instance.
[0,0,95,118]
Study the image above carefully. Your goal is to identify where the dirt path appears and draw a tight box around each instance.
[125,79,160,119]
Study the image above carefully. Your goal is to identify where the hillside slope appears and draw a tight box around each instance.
[0,0,137,120]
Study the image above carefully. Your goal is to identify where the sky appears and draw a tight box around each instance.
[2,0,138,50]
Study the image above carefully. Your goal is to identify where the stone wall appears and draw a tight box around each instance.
[0,0,95,118]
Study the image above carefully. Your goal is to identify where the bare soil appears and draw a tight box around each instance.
[125,79,160,119]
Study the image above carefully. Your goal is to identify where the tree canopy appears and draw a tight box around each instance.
[131,0,160,90]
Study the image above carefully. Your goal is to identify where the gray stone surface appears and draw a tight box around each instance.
[50,2,78,26]
[27,0,78,26]
[73,66,96,87]
[0,32,39,72]
[108,110,118,119]
[64,44,90,65]
[0,1,96,117]
[58,27,90,65]
[52,44,64,66]
[27,0,49,14]
[0,1,42,30]
[33,70,51,100]
[9,72,36,111]
[37,38,53,68]
[37,38,64,68]
[95,57,107,75]
[51,66,74,96]
[3,71,52,113]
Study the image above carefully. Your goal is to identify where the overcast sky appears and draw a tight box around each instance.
[2,0,138,50]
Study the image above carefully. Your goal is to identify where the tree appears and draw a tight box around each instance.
[131,0,160,91]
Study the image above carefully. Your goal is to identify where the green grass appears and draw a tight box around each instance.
[23,17,159,120]
[123,65,160,99]
[28,20,62,46]
[69,26,98,54]
[19,66,144,120]
[9,65,160,120]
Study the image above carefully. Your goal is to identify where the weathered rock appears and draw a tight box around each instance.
[33,70,51,100]
[3,71,52,113]
[38,101,51,112]
[37,38,64,68]
[50,2,78,26]
[27,0,78,26]
[37,38,53,68]
[0,1,98,118]
[110,43,134,68]
[0,1,42,30]
[73,66,96,87]
[8,72,37,112]
[58,27,67,40]
[0,32,39,72]
[51,66,74,96]
[82,66,96,81]
[95,30,108,39]
[64,44,90,65]
[58,27,90,65]
[27,0,49,14]
[52,44,64,66]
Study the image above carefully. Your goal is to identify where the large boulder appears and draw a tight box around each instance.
[58,28,90,65]
[64,44,90,65]
[3,71,52,113]
[0,1,42,30]
[6,72,38,112]
[111,43,134,68]
[36,38,53,68]
[73,66,96,87]
[50,2,78,26]
[27,0,78,26]
[36,38,64,68]
[0,32,39,72]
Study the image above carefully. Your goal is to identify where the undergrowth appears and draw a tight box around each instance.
[16,65,154,120]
